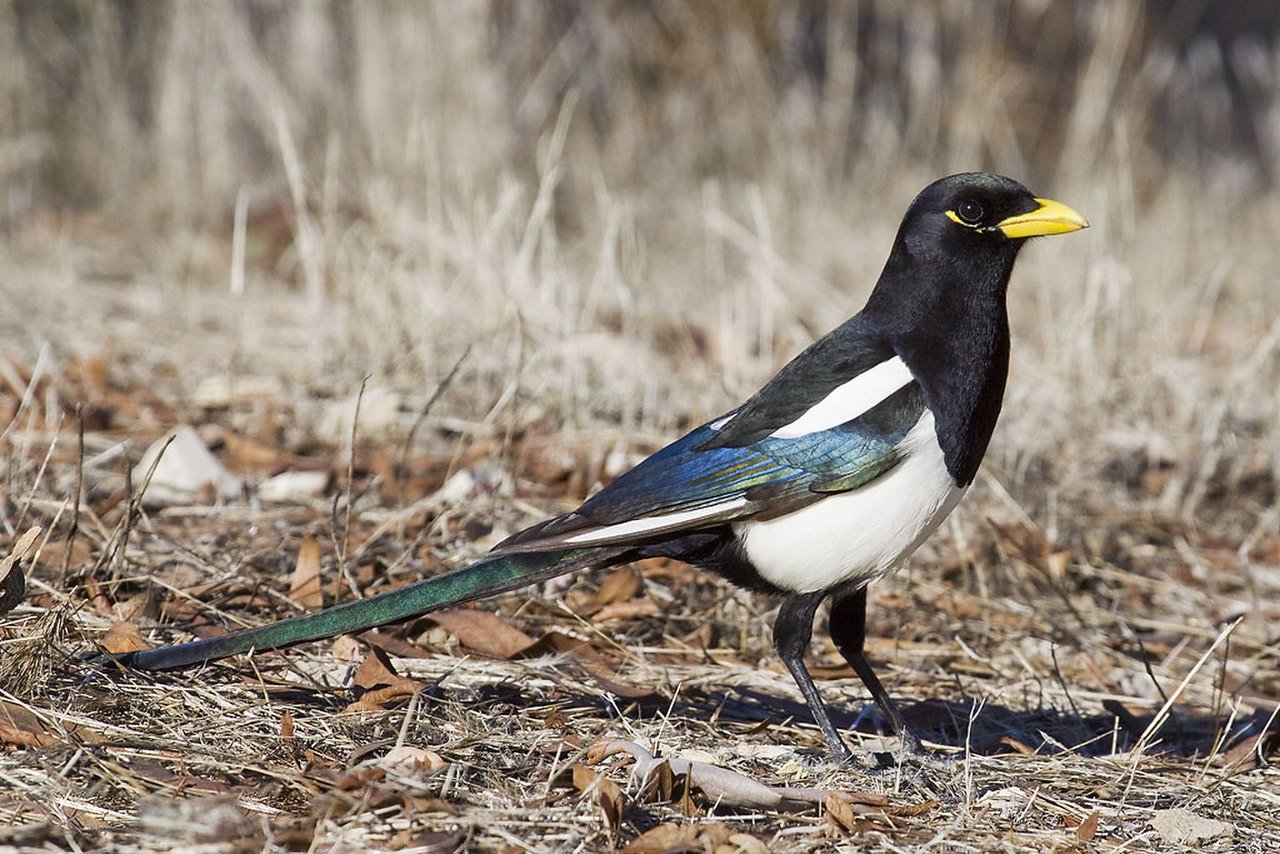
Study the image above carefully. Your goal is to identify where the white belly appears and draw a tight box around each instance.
[733,411,965,593]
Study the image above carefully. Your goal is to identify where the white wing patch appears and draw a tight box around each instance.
[769,356,915,439]
[736,411,963,593]
[562,497,749,545]
[708,412,736,431]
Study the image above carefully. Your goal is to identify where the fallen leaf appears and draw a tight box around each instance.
[290,536,324,610]
[514,631,656,700]
[0,724,56,748]
[591,740,821,812]
[332,765,386,790]
[425,609,536,659]
[825,791,858,833]
[331,635,363,662]
[347,647,425,712]
[999,736,1036,755]
[132,425,242,506]
[219,431,288,470]
[100,621,149,654]
[1,700,102,745]
[280,711,295,753]
[0,527,39,617]
[622,823,698,853]
[28,536,92,575]
[1149,808,1233,844]
[726,832,771,854]
[591,599,659,623]
[1076,810,1100,842]
[571,764,623,838]
[577,567,640,614]
[380,745,446,774]
[636,757,675,803]
[1220,728,1278,772]
[259,470,330,503]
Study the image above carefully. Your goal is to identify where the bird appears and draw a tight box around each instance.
[102,173,1087,765]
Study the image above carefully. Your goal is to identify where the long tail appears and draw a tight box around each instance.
[104,546,626,671]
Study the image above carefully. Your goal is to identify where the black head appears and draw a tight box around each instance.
[868,172,1087,326]
[901,172,1087,253]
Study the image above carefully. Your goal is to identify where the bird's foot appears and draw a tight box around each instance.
[854,730,957,774]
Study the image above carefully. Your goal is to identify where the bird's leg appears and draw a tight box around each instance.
[829,587,924,758]
[774,592,855,763]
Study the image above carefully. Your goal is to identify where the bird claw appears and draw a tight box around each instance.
[869,735,956,775]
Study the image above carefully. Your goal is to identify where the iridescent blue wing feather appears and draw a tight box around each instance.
[499,382,926,550]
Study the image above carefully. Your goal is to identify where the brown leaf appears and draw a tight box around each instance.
[290,536,324,610]
[351,646,415,690]
[637,757,675,803]
[999,736,1036,755]
[280,710,295,752]
[221,431,289,471]
[726,832,771,854]
[425,609,536,659]
[347,647,425,712]
[515,631,657,700]
[100,620,149,654]
[592,599,659,623]
[1077,809,1100,842]
[331,765,387,791]
[623,823,700,853]
[1,700,102,745]
[0,723,56,748]
[883,798,939,817]
[29,536,92,574]
[584,567,640,612]
[357,629,433,659]
[380,745,446,774]
[570,765,623,838]
[0,527,39,617]
[331,635,363,662]
[1221,730,1278,771]
[825,791,858,833]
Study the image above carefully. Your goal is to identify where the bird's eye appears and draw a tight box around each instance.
[957,200,984,225]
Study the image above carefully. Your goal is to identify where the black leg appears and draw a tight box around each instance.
[829,587,923,755]
[774,592,854,763]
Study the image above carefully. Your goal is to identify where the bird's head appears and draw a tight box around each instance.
[871,173,1088,324]
[900,172,1089,255]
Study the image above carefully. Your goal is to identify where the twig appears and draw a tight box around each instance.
[1131,616,1245,760]
[62,405,85,581]
[396,346,470,509]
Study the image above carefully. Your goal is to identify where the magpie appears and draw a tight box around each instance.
[103,173,1087,765]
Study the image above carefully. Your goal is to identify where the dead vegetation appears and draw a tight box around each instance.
[2,2,1279,851]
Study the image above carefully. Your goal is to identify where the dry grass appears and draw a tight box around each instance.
[2,2,1279,851]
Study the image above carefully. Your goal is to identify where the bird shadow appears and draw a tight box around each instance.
[601,685,1276,762]
[89,657,1271,765]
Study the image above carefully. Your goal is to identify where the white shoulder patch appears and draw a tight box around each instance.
[708,412,735,431]
[770,356,915,439]
[562,498,749,545]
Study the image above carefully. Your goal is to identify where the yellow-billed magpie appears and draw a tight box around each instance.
[104,173,1087,765]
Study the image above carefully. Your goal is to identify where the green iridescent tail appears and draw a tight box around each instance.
[106,546,622,671]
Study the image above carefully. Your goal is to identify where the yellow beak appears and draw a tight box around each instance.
[997,198,1089,239]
